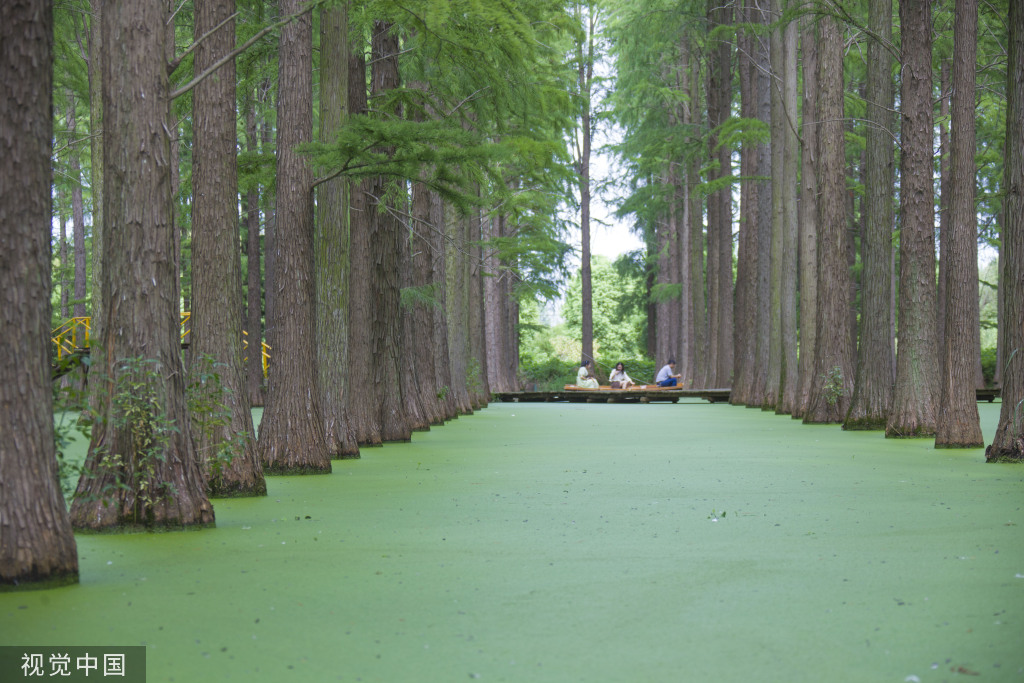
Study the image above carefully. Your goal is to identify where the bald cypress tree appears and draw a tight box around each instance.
[71,0,214,529]
[1,0,79,588]
[986,0,1024,462]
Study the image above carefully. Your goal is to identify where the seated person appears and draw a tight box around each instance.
[655,359,682,387]
[609,362,635,390]
[576,360,600,389]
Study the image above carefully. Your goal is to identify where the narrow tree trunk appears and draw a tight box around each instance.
[804,13,855,424]
[191,0,265,495]
[689,49,708,390]
[779,10,800,415]
[986,0,1023,461]
[794,14,818,420]
[1,0,80,588]
[87,0,104,342]
[765,0,785,410]
[468,205,491,407]
[714,1,734,387]
[750,1,772,405]
[431,191,460,420]
[243,94,265,408]
[369,20,412,441]
[412,178,447,416]
[399,187,431,433]
[345,48,383,446]
[732,2,758,406]
[578,7,595,367]
[887,0,939,437]
[845,0,895,430]
[447,206,474,414]
[256,0,332,472]
[937,0,984,448]
[71,0,215,528]
[316,3,360,456]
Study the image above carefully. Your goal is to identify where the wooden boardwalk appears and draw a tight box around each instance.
[494,388,733,404]
[495,387,1003,405]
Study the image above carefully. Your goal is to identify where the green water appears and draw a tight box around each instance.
[3,401,1022,682]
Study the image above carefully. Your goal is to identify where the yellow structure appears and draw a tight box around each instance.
[51,313,270,376]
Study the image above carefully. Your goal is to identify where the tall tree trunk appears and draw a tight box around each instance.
[71,0,215,528]
[986,0,1023,461]
[345,48,383,445]
[1,0,80,588]
[689,50,708,390]
[400,186,431,433]
[369,20,412,441]
[87,0,103,341]
[794,14,818,420]
[779,9,800,414]
[714,2,734,388]
[845,0,895,430]
[190,0,265,496]
[732,0,758,406]
[243,93,265,408]
[765,0,785,411]
[750,1,772,405]
[468,205,491,408]
[577,6,596,366]
[256,0,332,472]
[412,178,448,417]
[804,12,854,424]
[447,206,474,414]
[316,2,360,456]
[431,191,460,420]
[64,92,88,320]
[937,0,984,447]
[937,60,951,360]
[887,0,939,437]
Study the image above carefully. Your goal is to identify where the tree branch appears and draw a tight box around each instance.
[168,12,239,75]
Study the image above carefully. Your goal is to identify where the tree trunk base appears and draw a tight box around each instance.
[843,416,888,431]
[1,571,79,593]
[885,426,936,438]
[263,463,331,475]
[985,440,1024,462]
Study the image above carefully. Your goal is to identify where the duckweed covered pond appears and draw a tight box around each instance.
[2,401,1023,682]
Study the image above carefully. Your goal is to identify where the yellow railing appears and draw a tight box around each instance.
[52,313,270,376]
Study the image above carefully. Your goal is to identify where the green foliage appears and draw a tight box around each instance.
[821,366,846,408]
[562,254,647,361]
[980,347,998,388]
[517,358,579,391]
[186,355,247,481]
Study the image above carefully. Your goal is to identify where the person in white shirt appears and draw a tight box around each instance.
[655,359,681,387]
[609,362,635,390]
[576,360,600,389]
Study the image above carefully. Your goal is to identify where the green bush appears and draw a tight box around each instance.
[981,347,998,387]
[518,358,579,391]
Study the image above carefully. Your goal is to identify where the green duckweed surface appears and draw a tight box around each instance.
[2,401,1023,682]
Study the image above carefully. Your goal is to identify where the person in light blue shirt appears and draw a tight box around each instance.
[655,359,681,387]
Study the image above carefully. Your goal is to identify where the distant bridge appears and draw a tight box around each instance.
[51,314,269,377]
